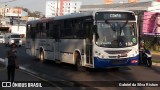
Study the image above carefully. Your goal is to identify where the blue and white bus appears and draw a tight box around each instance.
[26,10,139,71]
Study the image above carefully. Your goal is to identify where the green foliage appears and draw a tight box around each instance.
[143,36,160,51]
[145,39,152,50]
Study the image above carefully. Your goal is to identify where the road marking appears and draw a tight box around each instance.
[152,62,160,66]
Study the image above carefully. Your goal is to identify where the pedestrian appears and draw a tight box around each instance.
[139,39,146,64]
[6,43,19,82]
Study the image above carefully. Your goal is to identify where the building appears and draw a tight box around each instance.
[80,1,160,36]
[104,0,113,4]
[0,7,28,27]
[0,7,28,17]
[80,1,152,12]
[0,7,28,39]
[45,0,82,17]
[128,0,138,3]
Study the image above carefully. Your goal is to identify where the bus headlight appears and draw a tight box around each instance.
[11,40,14,43]
[100,54,104,59]
[19,40,22,43]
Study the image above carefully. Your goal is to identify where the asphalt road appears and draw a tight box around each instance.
[0,44,160,90]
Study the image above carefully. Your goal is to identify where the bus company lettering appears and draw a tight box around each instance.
[110,14,121,18]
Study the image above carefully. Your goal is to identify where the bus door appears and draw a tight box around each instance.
[85,22,94,66]
[86,41,93,65]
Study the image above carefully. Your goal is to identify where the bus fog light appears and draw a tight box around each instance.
[131,60,138,63]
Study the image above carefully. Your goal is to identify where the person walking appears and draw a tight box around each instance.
[6,43,19,82]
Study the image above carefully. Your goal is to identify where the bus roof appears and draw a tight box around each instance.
[54,10,135,20]
[54,11,93,20]
[27,10,135,24]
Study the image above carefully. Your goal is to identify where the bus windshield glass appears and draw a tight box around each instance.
[95,21,137,48]
[11,35,21,38]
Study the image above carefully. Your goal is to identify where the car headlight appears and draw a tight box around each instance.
[11,40,14,43]
[19,40,22,43]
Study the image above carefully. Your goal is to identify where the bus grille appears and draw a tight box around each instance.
[105,50,131,54]
[14,40,19,43]
[111,59,127,65]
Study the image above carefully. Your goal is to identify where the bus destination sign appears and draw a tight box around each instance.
[95,12,136,20]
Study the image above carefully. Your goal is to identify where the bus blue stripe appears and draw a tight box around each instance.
[94,55,139,68]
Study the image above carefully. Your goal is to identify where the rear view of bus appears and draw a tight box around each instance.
[93,11,139,68]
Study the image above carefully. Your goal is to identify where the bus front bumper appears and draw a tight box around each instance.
[93,55,139,68]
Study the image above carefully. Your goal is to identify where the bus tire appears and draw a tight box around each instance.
[111,67,120,71]
[40,50,45,63]
[5,44,7,47]
[75,52,86,72]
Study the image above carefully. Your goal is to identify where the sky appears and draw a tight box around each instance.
[0,0,153,14]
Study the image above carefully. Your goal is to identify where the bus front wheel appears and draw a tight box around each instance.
[75,52,86,72]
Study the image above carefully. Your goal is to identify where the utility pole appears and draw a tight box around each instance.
[18,7,20,31]
[3,4,7,17]
[56,0,59,16]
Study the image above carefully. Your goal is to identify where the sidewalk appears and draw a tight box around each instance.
[0,63,61,90]
[152,51,160,55]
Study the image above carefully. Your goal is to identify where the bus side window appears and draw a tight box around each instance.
[46,22,50,38]
[74,19,84,38]
[36,23,40,38]
[26,24,31,39]
[54,25,60,39]
[50,24,59,39]
[63,20,73,38]
[47,22,52,38]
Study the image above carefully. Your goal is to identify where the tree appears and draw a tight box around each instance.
[32,11,42,18]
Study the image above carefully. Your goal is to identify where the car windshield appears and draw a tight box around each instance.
[11,35,21,38]
[0,36,4,38]
[12,19,27,26]
[95,21,137,48]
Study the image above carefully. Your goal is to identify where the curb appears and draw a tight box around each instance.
[152,62,160,66]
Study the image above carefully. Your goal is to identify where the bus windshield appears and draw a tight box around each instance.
[95,21,137,48]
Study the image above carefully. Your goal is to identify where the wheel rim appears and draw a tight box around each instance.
[40,52,44,62]
[76,54,86,71]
